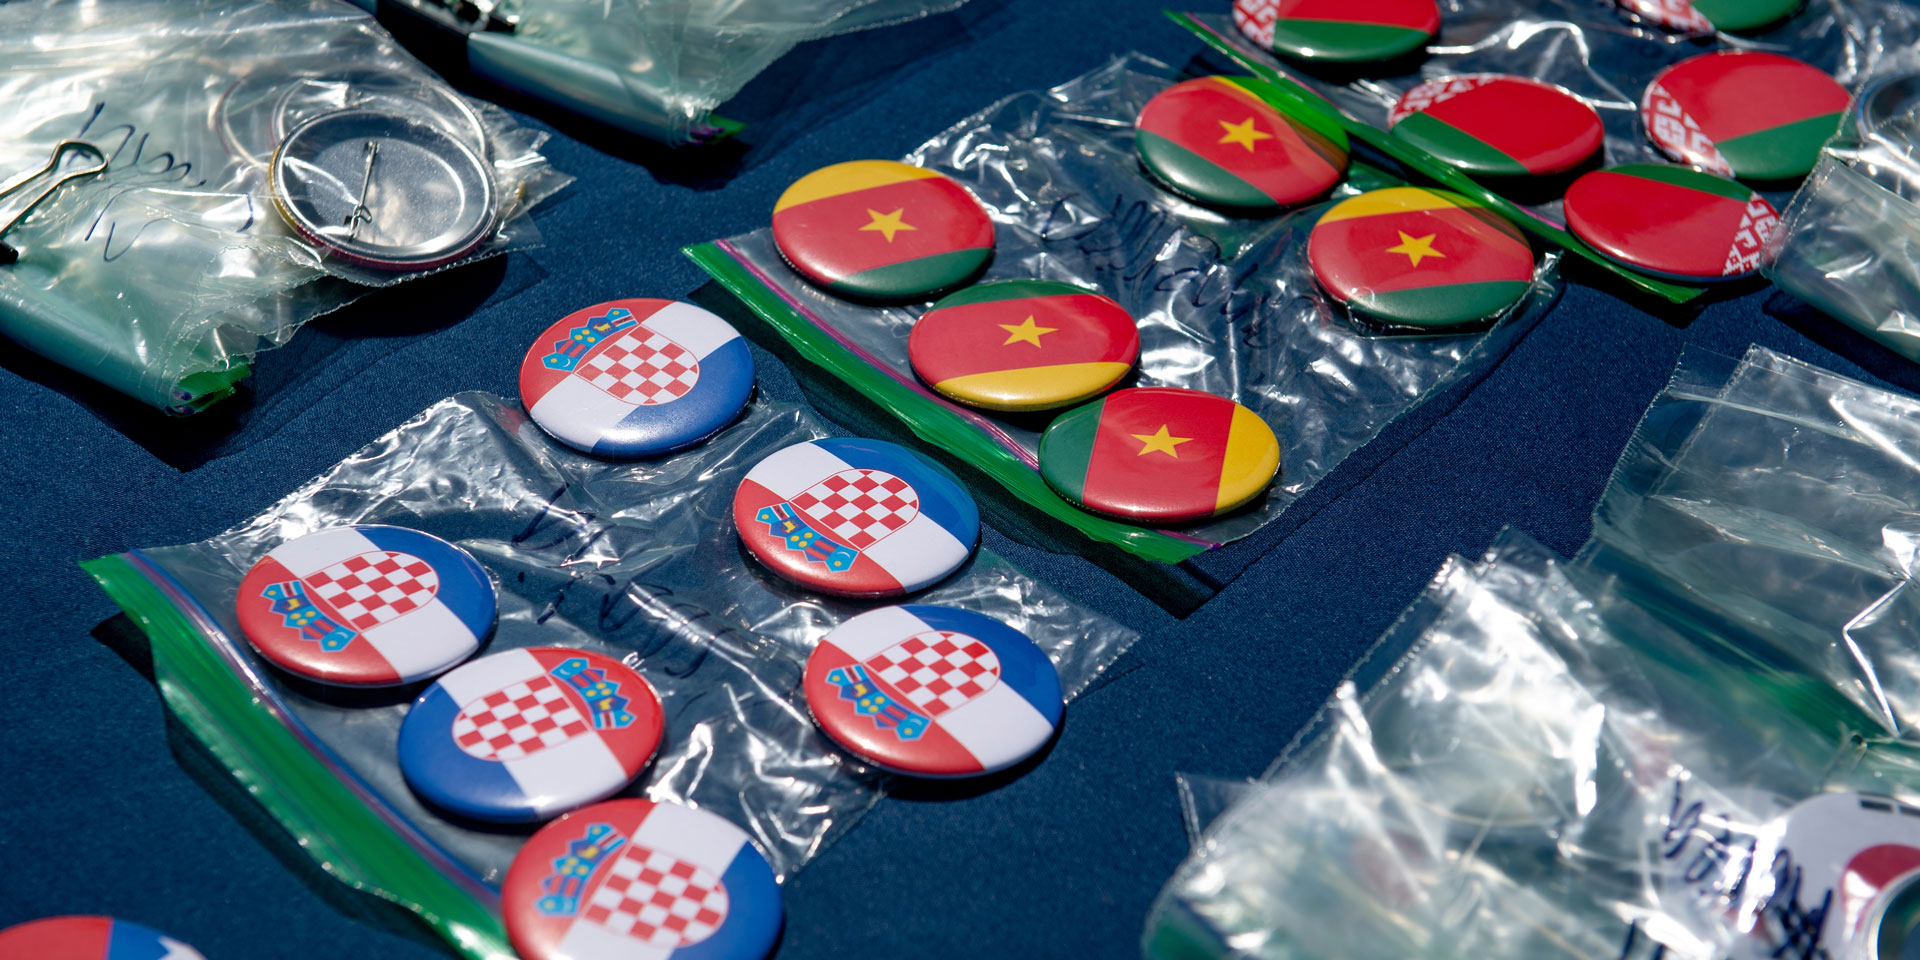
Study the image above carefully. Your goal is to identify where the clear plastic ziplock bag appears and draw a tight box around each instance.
[429,0,969,143]
[0,0,568,412]
[81,393,1138,959]
[1144,527,1920,960]
[1173,0,1920,304]
[687,53,1560,564]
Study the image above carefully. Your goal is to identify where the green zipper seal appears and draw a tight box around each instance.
[81,553,515,960]
[1167,9,1704,305]
[684,240,1210,564]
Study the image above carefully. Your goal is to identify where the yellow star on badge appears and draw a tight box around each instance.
[1387,231,1445,267]
[1131,424,1194,458]
[860,208,916,242]
[1217,117,1273,152]
[998,315,1056,348]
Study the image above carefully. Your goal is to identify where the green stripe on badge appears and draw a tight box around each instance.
[1268,21,1431,62]
[1690,0,1802,32]
[1715,111,1843,181]
[1036,396,1104,504]
[1390,112,1531,178]
[1613,163,1755,201]
[1354,280,1533,328]
[1136,129,1275,209]
[928,278,1089,308]
[830,248,994,302]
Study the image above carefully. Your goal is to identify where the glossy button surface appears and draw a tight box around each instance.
[910,280,1139,412]
[1308,187,1534,327]
[771,160,994,301]
[1135,76,1349,211]
[1232,0,1441,63]
[1564,164,1778,282]
[1388,75,1603,179]
[1039,386,1280,524]
[1642,51,1849,181]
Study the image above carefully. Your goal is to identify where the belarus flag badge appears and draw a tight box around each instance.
[804,605,1064,778]
[733,438,979,598]
[235,524,495,687]
[520,298,755,459]
[398,647,664,823]
[502,799,783,960]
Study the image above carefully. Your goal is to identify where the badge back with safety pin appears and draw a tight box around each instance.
[0,140,109,266]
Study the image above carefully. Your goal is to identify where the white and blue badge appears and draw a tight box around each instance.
[398,647,664,823]
[732,438,980,597]
[520,298,755,458]
[804,605,1063,777]
[503,799,783,960]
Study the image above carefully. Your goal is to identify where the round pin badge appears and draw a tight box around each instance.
[1307,187,1535,327]
[218,63,483,168]
[1039,386,1280,524]
[1563,164,1778,282]
[1388,75,1603,180]
[1642,52,1849,182]
[0,917,206,960]
[1616,0,1800,34]
[909,280,1139,412]
[503,799,782,960]
[1232,0,1440,64]
[236,524,495,687]
[398,647,664,823]
[1755,792,1920,957]
[1135,76,1350,212]
[520,299,755,458]
[771,160,994,302]
[734,438,980,597]
[805,605,1063,778]
[271,108,499,271]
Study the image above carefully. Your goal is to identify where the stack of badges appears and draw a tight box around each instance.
[1039,386,1281,524]
[0,917,204,960]
[771,160,995,301]
[733,438,980,597]
[1642,52,1849,182]
[804,605,1063,777]
[1615,0,1802,35]
[398,647,665,823]
[520,298,756,458]
[1231,0,1441,64]
[1134,76,1350,212]
[1563,164,1778,282]
[235,525,496,687]
[1307,187,1536,328]
[502,799,783,960]
[1387,76,1603,181]
[909,280,1140,412]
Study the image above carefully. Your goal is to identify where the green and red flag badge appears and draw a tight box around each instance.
[1388,75,1604,179]
[1564,164,1779,282]
[909,280,1140,412]
[1306,187,1535,328]
[1642,52,1849,181]
[1039,386,1280,524]
[1616,0,1801,35]
[1135,76,1350,211]
[1232,0,1441,63]
[772,160,995,301]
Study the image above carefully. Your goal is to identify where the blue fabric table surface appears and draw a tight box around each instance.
[7,1,1920,957]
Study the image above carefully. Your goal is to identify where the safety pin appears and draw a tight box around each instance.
[0,140,109,265]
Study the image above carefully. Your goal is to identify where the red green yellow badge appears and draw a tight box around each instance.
[1388,75,1603,179]
[1563,164,1779,282]
[1233,0,1441,63]
[1039,387,1280,524]
[772,160,995,301]
[1642,52,1849,181]
[909,280,1139,412]
[1307,187,1534,328]
[1135,76,1350,212]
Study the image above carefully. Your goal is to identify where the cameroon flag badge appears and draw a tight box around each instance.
[772,160,995,302]
[1040,387,1280,524]
[1564,164,1779,283]
[910,280,1140,412]
[1307,187,1534,328]
[1233,0,1440,64]
[1642,52,1848,182]
[1136,76,1350,212]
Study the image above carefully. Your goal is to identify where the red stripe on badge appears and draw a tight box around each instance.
[770,177,994,284]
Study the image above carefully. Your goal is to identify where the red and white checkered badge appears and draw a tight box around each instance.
[790,469,920,550]
[866,631,1001,718]
[304,550,440,630]
[579,327,702,405]
[453,674,592,762]
[584,843,730,947]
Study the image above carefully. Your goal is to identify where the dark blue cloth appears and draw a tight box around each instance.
[8,2,1920,958]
